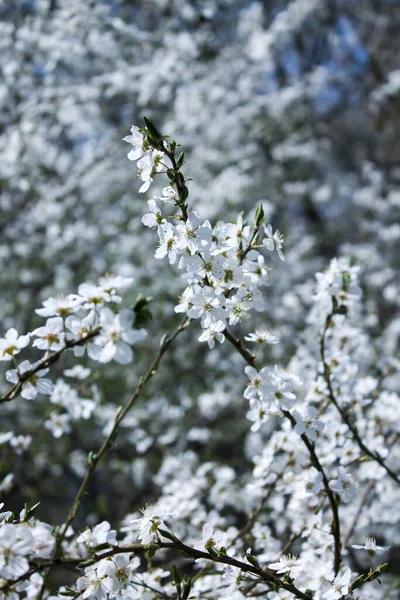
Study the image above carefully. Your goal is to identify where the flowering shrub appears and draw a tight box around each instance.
[0,119,398,600]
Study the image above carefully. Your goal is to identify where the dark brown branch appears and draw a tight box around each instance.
[320,311,400,487]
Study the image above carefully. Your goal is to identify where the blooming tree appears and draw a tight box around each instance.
[1,1,400,598]
[0,118,398,600]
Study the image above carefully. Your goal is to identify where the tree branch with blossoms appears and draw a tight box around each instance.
[36,316,189,599]
[0,119,394,600]
[319,301,400,486]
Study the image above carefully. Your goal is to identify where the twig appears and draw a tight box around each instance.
[0,329,100,403]
[320,310,400,486]
[223,327,342,575]
[158,539,312,600]
[35,317,189,599]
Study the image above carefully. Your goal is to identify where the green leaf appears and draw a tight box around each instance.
[254,204,265,226]
[143,117,162,140]
[158,528,176,541]
[182,186,189,201]
[177,152,185,169]
[246,553,260,568]
[87,451,97,466]
[146,544,158,558]
[23,501,41,521]
[171,565,182,585]
[59,587,78,597]
[182,578,192,600]
[131,294,154,326]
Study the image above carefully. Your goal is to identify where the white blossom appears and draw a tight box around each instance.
[268,554,306,577]
[95,308,147,364]
[351,537,390,553]
[0,328,30,361]
[322,568,352,600]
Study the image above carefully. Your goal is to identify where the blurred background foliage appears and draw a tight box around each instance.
[0,0,399,533]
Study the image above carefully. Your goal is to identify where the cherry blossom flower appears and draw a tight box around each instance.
[0,523,34,579]
[225,288,252,325]
[96,275,134,302]
[223,563,243,595]
[292,407,325,441]
[65,311,99,359]
[77,522,117,552]
[142,199,165,229]
[198,320,226,348]
[322,568,352,600]
[247,398,275,432]
[63,365,91,379]
[329,468,358,503]
[137,150,164,193]
[132,504,172,545]
[95,308,147,364]
[351,537,390,553]
[186,286,226,327]
[123,125,146,161]
[77,283,111,309]
[76,564,109,600]
[155,185,178,203]
[35,295,83,318]
[245,329,278,345]
[243,254,270,284]
[98,554,140,594]
[155,223,180,264]
[263,224,285,261]
[44,412,71,439]
[32,317,65,351]
[175,212,212,254]
[268,554,306,577]
[194,522,224,554]
[31,522,55,559]
[20,572,44,599]
[244,366,273,400]
[0,328,30,361]
[6,360,54,400]
[10,435,32,455]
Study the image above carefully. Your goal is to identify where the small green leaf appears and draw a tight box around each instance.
[87,451,97,466]
[254,204,265,226]
[132,294,153,326]
[171,565,182,585]
[143,117,162,140]
[246,553,260,568]
[59,587,78,597]
[182,186,189,201]
[146,544,158,558]
[182,578,192,600]
[24,501,41,521]
[158,528,176,541]
[177,152,185,169]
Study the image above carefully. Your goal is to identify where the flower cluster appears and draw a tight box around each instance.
[0,275,147,403]
[0,512,54,587]
[244,365,300,431]
[77,554,141,600]
[125,126,284,348]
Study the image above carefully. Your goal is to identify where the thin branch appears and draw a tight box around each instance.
[223,330,342,575]
[158,539,312,600]
[0,329,100,403]
[282,409,342,575]
[320,311,400,486]
[36,317,189,599]
[223,327,256,366]
[231,458,292,546]
[343,481,375,547]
